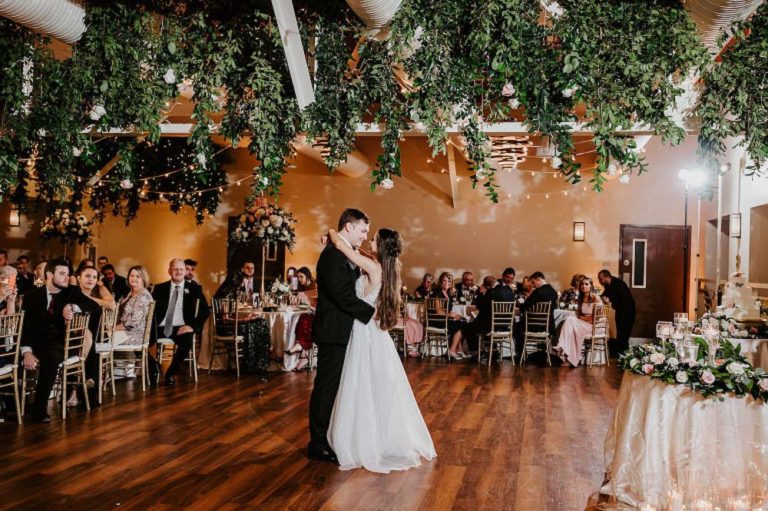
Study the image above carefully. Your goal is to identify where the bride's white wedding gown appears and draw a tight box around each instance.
[328,276,437,473]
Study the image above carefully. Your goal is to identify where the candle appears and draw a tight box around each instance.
[639,504,656,511]
[666,490,683,511]
[693,500,713,511]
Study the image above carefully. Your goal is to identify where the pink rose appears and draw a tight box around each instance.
[759,378,768,392]
[642,364,654,375]
[700,370,716,385]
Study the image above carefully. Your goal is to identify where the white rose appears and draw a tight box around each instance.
[501,83,515,97]
[176,78,195,99]
[270,215,283,228]
[196,153,207,166]
[726,362,745,376]
[562,86,577,98]
[475,169,487,180]
[667,357,679,368]
[120,179,134,190]
[675,371,688,384]
[89,104,106,121]
[619,174,630,184]
[78,229,84,235]
[650,353,665,365]
[551,156,562,168]
[700,370,716,385]
[380,178,394,190]
[629,358,640,367]
[267,227,273,234]
[508,98,520,109]
[260,177,270,186]
[260,219,270,228]
[37,128,47,137]
[759,378,768,392]
[72,147,83,157]
[163,68,176,84]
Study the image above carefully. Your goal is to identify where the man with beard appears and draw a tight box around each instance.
[20,259,99,422]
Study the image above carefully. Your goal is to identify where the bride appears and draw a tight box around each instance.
[326,227,436,473]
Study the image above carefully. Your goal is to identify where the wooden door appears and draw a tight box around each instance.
[619,225,690,338]
[227,217,285,292]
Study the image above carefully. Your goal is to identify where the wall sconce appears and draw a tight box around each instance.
[730,213,741,238]
[573,221,585,242]
[9,208,20,227]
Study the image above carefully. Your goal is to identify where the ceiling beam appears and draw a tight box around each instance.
[271,0,315,110]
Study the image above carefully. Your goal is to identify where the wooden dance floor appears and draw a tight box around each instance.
[0,360,622,510]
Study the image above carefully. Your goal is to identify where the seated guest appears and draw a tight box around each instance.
[15,255,35,295]
[286,266,298,290]
[97,256,109,273]
[430,272,463,338]
[70,259,94,286]
[214,261,256,299]
[101,264,130,301]
[0,276,16,316]
[296,267,318,307]
[448,275,497,360]
[184,259,199,287]
[67,266,109,407]
[152,258,210,386]
[0,250,17,297]
[495,267,519,299]
[455,271,477,303]
[413,273,434,299]
[520,276,534,299]
[559,274,584,305]
[515,271,558,354]
[556,276,602,367]
[20,259,100,422]
[113,265,153,346]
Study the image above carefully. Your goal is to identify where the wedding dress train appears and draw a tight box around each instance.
[328,277,437,473]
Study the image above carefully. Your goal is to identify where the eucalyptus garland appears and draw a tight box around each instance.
[698,2,768,176]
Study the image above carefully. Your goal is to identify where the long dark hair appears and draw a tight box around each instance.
[375,228,403,331]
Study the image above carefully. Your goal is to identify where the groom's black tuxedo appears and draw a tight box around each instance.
[309,243,375,454]
[313,244,376,346]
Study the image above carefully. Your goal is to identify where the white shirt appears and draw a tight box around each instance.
[241,277,254,294]
[159,281,185,327]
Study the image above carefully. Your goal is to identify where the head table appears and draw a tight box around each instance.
[602,372,768,509]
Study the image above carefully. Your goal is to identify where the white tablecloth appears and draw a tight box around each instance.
[602,372,768,508]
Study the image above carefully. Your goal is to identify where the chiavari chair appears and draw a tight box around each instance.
[0,313,24,423]
[479,301,516,367]
[112,301,156,392]
[209,298,244,377]
[521,302,553,367]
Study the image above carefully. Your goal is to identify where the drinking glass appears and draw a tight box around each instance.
[682,342,699,365]
[673,312,689,326]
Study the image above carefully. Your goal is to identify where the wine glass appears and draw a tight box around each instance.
[673,312,689,326]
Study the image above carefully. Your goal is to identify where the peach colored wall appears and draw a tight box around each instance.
[89,136,702,299]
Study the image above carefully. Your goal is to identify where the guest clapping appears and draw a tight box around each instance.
[556,277,602,367]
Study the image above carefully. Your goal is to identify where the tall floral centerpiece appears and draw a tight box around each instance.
[231,199,296,296]
[40,208,94,247]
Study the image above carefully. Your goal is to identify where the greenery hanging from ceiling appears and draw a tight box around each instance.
[698,2,768,177]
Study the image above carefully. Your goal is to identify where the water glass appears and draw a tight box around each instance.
[682,342,699,364]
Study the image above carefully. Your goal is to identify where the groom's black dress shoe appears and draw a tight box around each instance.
[307,444,339,464]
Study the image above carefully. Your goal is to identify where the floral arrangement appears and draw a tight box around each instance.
[231,202,296,251]
[40,208,93,245]
[619,340,768,404]
[270,279,290,296]
[694,311,767,339]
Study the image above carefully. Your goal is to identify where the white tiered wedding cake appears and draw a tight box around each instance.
[720,272,762,322]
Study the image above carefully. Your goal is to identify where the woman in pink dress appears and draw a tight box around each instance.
[557,276,602,367]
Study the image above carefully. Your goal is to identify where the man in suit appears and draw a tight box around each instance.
[15,255,35,295]
[20,259,99,422]
[493,267,519,302]
[184,259,200,287]
[152,258,210,386]
[101,264,130,301]
[213,261,256,299]
[515,271,558,355]
[454,271,476,303]
[598,269,636,355]
[309,209,376,464]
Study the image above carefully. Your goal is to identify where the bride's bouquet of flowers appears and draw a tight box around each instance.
[231,201,296,251]
[40,208,93,245]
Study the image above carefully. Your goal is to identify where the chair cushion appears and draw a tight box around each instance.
[113,343,146,351]
[156,338,175,345]
[0,365,13,377]
[94,343,111,353]
[215,335,244,342]
[426,326,446,333]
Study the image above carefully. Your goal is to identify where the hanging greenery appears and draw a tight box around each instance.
[698,2,768,176]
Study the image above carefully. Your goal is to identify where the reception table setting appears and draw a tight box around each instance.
[602,335,768,509]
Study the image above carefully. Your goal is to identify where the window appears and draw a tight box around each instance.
[632,239,647,288]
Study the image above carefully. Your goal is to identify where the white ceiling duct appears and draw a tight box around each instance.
[0,0,85,43]
[683,0,764,52]
[345,0,403,29]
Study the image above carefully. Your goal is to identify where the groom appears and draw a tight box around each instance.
[308,208,376,463]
